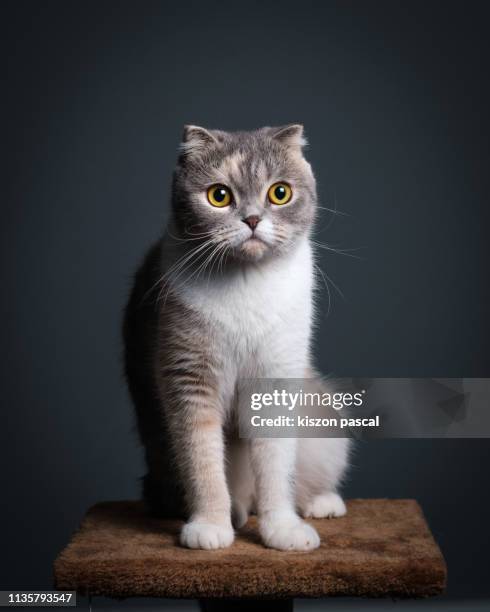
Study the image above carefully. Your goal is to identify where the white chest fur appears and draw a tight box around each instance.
[174,237,314,378]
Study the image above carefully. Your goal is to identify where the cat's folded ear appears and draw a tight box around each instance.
[180,125,218,157]
[270,124,307,150]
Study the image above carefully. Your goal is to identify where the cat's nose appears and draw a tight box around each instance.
[242,215,261,231]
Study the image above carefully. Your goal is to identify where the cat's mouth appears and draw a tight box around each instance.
[244,235,265,245]
[238,235,269,259]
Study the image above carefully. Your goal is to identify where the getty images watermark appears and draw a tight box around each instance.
[238,378,490,439]
[249,387,375,430]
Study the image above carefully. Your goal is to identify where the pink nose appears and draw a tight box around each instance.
[243,215,260,231]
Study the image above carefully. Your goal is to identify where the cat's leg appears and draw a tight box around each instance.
[251,437,320,551]
[154,296,235,550]
[164,391,234,550]
[296,437,350,519]
[177,404,234,549]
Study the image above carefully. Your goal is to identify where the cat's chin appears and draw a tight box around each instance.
[236,237,270,261]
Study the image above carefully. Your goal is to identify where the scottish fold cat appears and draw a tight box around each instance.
[124,125,349,550]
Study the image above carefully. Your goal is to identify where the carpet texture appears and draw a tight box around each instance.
[54,499,446,599]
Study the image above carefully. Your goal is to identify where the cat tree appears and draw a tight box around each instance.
[54,499,446,611]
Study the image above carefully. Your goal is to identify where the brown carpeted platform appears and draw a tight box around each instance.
[54,499,446,599]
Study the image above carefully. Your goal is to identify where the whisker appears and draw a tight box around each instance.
[315,194,349,234]
[160,227,240,303]
[316,201,350,217]
[314,263,345,318]
[165,227,223,243]
[183,241,226,289]
[205,242,228,286]
[311,239,364,260]
[314,263,332,316]
[153,238,218,307]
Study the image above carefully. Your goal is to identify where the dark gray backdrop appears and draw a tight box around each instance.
[2,0,490,605]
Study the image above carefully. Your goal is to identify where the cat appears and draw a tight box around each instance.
[123,125,350,551]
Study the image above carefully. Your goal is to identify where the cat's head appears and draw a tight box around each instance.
[171,125,317,263]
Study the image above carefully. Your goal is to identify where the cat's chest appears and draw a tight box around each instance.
[176,241,314,345]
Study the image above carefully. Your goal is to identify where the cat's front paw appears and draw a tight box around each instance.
[300,492,347,519]
[259,514,320,551]
[180,521,234,550]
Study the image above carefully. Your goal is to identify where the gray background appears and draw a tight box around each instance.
[2,0,490,608]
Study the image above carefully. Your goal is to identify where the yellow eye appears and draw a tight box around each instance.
[268,182,292,205]
[207,184,232,207]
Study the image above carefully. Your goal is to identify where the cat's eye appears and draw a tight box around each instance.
[268,182,292,205]
[207,184,232,208]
